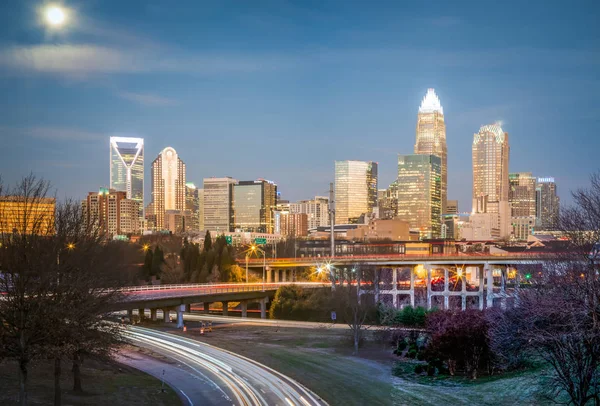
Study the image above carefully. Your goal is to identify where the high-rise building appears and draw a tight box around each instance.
[185,182,200,232]
[415,89,447,213]
[203,177,237,233]
[472,123,510,238]
[334,160,378,224]
[536,177,560,230]
[446,200,458,215]
[198,188,204,231]
[147,147,186,231]
[109,137,144,220]
[82,188,139,235]
[275,211,308,237]
[509,173,537,240]
[0,196,55,235]
[396,154,442,239]
[290,196,329,230]
[377,181,399,220]
[233,180,278,233]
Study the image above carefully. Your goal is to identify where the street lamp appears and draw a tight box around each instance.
[247,245,266,290]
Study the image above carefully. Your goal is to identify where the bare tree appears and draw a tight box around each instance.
[490,172,600,405]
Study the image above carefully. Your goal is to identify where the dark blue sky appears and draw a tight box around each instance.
[1,0,598,210]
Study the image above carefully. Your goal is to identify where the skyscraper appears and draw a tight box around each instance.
[472,123,510,238]
[509,172,537,240]
[185,182,200,232]
[536,177,560,230]
[396,154,442,239]
[334,160,378,224]
[82,188,139,236]
[203,177,237,233]
[415,89,447,213]
[109,137,144,220]
[233,180,278,233]
[147,147,185,231]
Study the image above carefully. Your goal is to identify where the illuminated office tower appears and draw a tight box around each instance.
[334,161,378,224]
[0,197,55,235]
[509,173,537,240]
[396,154,442,239]
[147,147,186,230]
[472,124,510,238]
[203,177,237,233]
[536,177,560,230]
[290,196,329,230]
[233,179,278,233]
[109,137,144,220]
[415,89,447,213]
[185,182,200,232]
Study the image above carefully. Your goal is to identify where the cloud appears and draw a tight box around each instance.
[0,126,105,142]
[117,91,178,106]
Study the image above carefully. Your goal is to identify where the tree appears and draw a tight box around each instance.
[490,172,600,404]
[141,248,153,280]
[203,230,212,252]
[151,246,164,278]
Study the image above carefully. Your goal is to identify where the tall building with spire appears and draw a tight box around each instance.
[472,123,510,238]
[109,137,144,221]
[415,89,447,213]
[146,147,185,231]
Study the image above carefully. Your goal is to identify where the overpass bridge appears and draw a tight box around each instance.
[115,282,327,328]
[245,252,555,311]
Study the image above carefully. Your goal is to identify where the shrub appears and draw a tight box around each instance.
[414,365,424,374]
[407,349,417,359]
[427,365,436,376]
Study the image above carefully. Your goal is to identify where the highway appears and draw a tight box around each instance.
[124,326,327,406]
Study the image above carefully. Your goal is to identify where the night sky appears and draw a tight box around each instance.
[1,0,598,210]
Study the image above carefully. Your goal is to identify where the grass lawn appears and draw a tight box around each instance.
[163,320,551,406]
[0,356,181,405]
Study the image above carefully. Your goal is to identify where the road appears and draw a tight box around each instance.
[123,326,327,406]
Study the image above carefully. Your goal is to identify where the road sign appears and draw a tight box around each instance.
[254,237,267,245]
[225,235,232,245]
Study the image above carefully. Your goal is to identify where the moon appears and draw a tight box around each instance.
[45,5,67,27]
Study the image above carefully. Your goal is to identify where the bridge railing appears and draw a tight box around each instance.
[120,282,328,293]
[243,252,558,264]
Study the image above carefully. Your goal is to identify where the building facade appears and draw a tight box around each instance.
[233,180,277,233]
[446,200,458,215]
[396,154,442,239]
[109,137,144,221]
[147,147,186,231]
[203,177,237,233]
[472,123,510,238]
[289,196,329,230]
[509,172,537,240]
[275,211,308,237]
[378,182,399,220]
[82,188,139,235]
[334,160,378,224]
[185,182,200,232]
[415,89,447,213]
[536,177,560,230]
[0,196,55,235]
[346,218,412,241]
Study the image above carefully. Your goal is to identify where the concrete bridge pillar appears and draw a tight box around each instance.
[127,309,133,322]
[222,301,229,316]
[162,308,170,323]
[478,266,485,311]
[241,301,248,318]
[486,264,494,309]
[500,267,507,310]
[260,297,267,319]
[425,264,432,310]
[266,269,271,283]
[203,302,210,314]
[410,265,415,308]
[275,269,280,283]
[150,308,157,321]
[138,308,145,321]
[461,270,467,311]
[443,268,449,310]
[185,304,191,313]
[176,304,185,329]
[374,269,380,304]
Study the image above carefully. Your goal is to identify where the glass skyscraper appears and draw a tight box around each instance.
[472,123,510,238]
[396,154,442,239]
[334,160,378,224]
[536,177,560,230]
[415,89,447,214]
[203,177,237,233]
[233,180,277,233]
[109,137,144,219]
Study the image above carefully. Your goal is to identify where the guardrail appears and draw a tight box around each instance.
[120,282,328,293]
[244,252,556,264]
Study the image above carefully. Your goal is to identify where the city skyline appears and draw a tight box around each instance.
[1,1,598,210]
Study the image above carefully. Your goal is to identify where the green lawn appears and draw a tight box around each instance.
[0,357,181,405]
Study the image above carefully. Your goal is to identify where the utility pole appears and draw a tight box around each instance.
[329,182,336,290]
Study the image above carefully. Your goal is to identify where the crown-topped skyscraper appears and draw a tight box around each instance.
[415,88,447,213]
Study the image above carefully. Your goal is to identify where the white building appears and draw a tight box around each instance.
[290,196,329,230]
